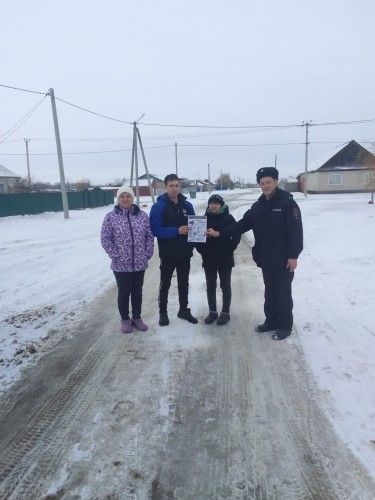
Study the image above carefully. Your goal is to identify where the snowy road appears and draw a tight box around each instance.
[1,231,374,499]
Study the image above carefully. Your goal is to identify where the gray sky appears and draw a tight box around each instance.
[1,0,375,185]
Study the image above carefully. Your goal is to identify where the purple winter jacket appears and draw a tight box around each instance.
[101,204,154,272]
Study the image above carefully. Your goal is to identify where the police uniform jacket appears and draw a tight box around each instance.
[221,188,303,268]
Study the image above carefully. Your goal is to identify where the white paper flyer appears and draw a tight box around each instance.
[187,215,207,243]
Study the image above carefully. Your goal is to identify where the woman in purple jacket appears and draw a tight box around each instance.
[101,186,154,334]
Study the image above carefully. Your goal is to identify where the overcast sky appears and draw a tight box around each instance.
[1,0,375,185]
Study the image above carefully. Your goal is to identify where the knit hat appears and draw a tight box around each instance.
[117,186,135,199]
[208,194,224,206]
[256,167,279,183]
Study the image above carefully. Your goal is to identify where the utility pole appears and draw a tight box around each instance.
[302,121,311,198]
[136,127,155,204]
[49,88,69,220]
[220,168,223,191]
[24,139,31,188]
[130,115,155,205]
[274,154,277,168]
[175,142,178,176]
[208,163,211,193]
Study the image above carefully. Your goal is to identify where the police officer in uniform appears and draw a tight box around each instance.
[206,167,303,340]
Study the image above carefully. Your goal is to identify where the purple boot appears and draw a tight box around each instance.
[121,319,133,334]
[131,318,148,331]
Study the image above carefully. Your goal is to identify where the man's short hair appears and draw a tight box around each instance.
[164,173,180,185]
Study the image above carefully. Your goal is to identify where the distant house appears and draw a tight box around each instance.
[199,179,216,192]
[278,176,299,193]
[0,165,21,193]
[132,173,164,197]
[298,140,375,194]
[179,177,198,196]
[196,180,206,192]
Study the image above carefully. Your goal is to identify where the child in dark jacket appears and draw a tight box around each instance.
[196,194,241,325]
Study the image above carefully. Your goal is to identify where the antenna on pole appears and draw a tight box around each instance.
[301,121,312,198]
[130,115,155,205]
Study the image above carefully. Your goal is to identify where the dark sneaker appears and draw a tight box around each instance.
[216,312,230,326]
[255,323,277,333]
[121,319,133,334]
[159,312,169,326]
[272,329,291,340]
[204,311,219,324]
[177,308,198,324]
[131,318,148,331]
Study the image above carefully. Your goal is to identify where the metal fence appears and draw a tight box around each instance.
[0,187,114,218]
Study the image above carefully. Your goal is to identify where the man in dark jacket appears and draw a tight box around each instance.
[206,167,303,340]
[150,174,198,326]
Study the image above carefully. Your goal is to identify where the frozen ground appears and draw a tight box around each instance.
[0,188,374,484]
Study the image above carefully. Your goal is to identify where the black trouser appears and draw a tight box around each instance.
[113,270,145,320]
[204,267,232,314]
[261,266,294,330]
[158,257,191,313]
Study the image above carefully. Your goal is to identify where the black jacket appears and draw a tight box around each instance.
[150,192,195,260]
[196,205,241,270]
[221,188,303,268]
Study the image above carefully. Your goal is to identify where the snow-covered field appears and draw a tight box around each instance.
[1,189,374,479]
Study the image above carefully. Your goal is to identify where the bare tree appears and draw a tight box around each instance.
[73,178,91,191]
[10,176,31,193]
[103,177,128,187]
[216,172,234,190]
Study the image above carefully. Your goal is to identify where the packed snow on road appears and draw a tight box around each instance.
[0,190,374,498]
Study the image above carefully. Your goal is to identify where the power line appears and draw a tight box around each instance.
[2,83,375,130]
[312,119,375,127]
[0,95,48,144]
[177,142,305,147]
[3,140,371,157]
[0,128,303,142]
[0,144,172,156]
[54,96,133,125]
[0,83,47,95]
[0,87,300,129]
[54,96,375,128]
[54,96,300,130]
[138,121,302,130]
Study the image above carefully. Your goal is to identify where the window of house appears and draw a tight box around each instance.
[0,183,5,193]
[328,174,342,185]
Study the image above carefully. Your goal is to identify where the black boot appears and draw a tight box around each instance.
[204,311,218,324]
[216,312,230,326]
[177,308,198,324]
[159,312,169,326]
[255,322,277,333]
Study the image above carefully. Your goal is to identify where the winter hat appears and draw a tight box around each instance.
[208,194,224,206]
[117,186,135,199]
[256,167,279,183]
